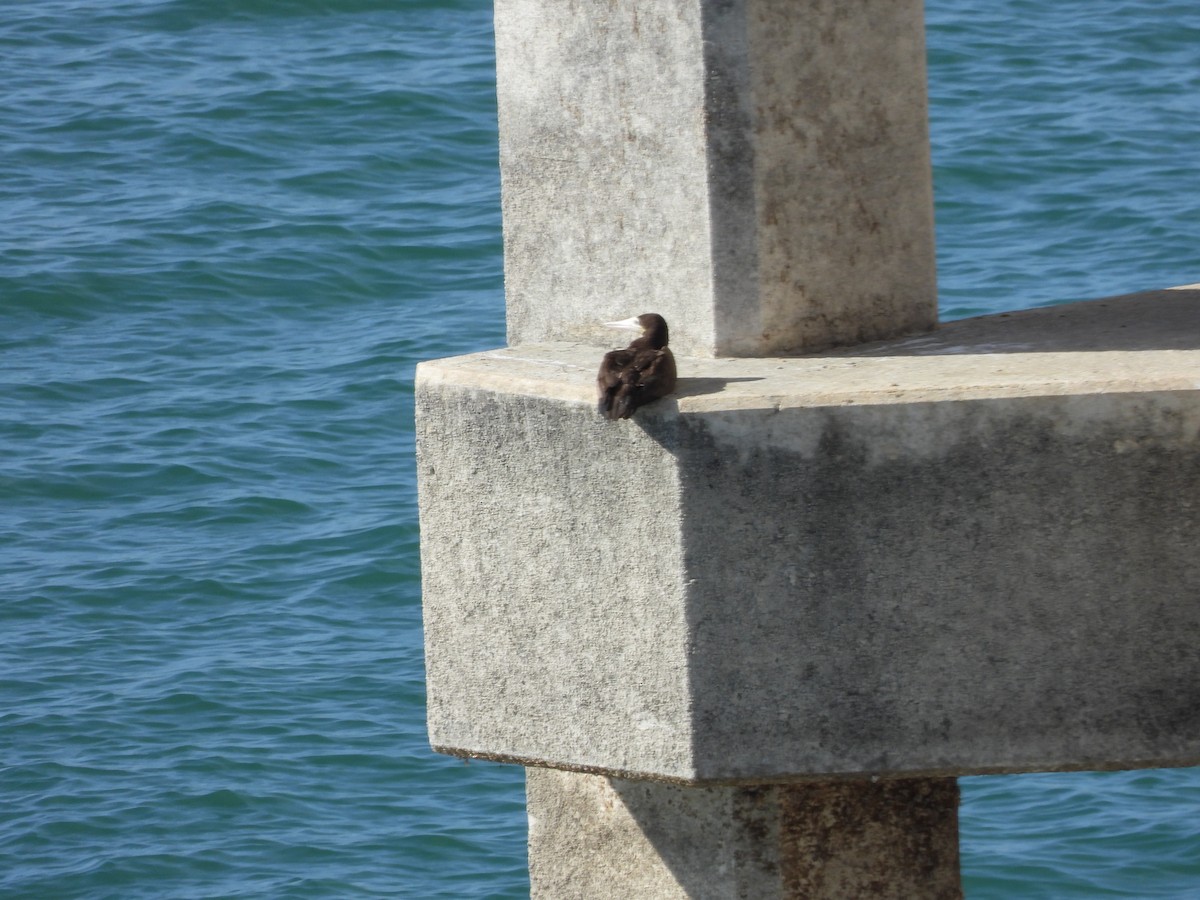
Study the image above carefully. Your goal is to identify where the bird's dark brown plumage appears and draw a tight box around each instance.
[596,313,677,420]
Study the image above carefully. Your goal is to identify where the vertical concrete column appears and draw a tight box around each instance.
[528,771,962,899]
[485,0,950,896]
[494,0,937,356]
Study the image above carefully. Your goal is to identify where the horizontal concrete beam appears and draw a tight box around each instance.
[417,287,1200,783]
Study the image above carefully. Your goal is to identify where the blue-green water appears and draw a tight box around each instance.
[1,1,1196,897]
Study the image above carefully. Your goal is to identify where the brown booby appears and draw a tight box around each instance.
[596,313,677,420]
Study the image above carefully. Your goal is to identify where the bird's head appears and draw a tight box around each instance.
[603,313,669,348]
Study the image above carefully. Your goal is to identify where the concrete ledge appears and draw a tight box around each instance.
[417,288,1200,783]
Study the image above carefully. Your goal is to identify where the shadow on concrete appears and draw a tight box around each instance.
[821,288,1200,357]
[610,776,965,899]
[674,375,764,398]
[605,776,745,897]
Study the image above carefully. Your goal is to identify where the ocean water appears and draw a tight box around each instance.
[0,0,1196,897]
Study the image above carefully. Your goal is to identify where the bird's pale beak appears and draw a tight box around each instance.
[603,316,643,332]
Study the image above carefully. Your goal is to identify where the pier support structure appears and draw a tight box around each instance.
[416,1,1200,896]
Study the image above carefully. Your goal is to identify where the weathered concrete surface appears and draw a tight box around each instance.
[494,0,936,357]
[417,287,1200,782]
[527,769,962,899]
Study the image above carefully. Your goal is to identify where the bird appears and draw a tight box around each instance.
[596,313,677,420]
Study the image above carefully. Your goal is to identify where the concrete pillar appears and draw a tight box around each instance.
[416,0,1200,893]
[527,770,961,900]
[495,0,937,357]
